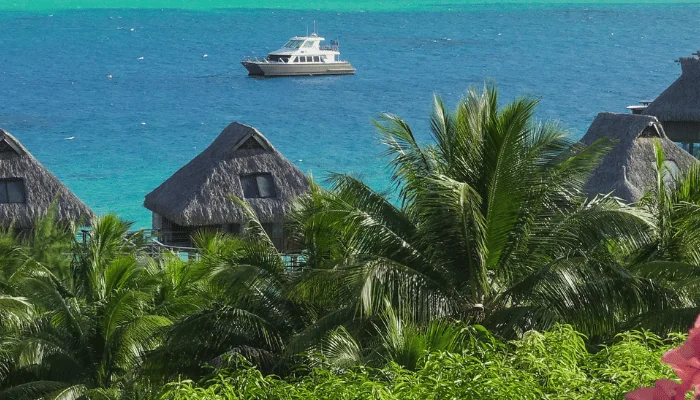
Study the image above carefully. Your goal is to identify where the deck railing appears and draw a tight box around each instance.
[78,229,307,268]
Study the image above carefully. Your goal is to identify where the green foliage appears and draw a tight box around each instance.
[3,84,700,398]
[0,212,169,399]
[159,326,678,400]
[288,84,663,344]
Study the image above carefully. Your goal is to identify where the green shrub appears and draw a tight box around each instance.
[158,325,679,400]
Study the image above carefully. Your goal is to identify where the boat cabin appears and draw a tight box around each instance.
[266,34,342,63]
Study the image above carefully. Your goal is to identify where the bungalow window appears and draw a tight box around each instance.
[240,173,276,198]
[262,223,274,238]
[0,178,26,203]
[226,223,241,234]
[0,140,19,155]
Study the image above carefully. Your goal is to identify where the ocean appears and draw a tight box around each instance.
[1,4,699,227]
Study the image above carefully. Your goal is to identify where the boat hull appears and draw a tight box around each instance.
[241,61,355,77]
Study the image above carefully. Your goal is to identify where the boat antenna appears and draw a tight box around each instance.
[306,22,308,36]
[313,20,316,35]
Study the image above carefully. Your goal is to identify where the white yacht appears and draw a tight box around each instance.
[241,33,355,77]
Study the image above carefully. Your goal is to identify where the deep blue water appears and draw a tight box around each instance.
[1,5,699,227]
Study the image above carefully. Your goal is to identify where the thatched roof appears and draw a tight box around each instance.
[581,113,697,202]
[644,55,700,122]
[144,122,310,226]
[0,129,93,228]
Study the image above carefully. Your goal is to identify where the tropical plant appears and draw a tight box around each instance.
[623,142,700,333]
[288,84,661,344]
[144,197,305,381]
[315,299,475,370]
[0,214,170,400]
[159,324,679,400]
[4,85,700,399]
[626,314,700,400]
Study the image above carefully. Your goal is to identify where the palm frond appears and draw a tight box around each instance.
[320,326,363,368]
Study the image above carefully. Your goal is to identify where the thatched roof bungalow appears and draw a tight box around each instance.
[0,128,93,228]
[581,113,697,202]
[644,53,700,145]
[144,122,309,249]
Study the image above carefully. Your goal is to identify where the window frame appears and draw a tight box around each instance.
[284,40,304,49]
[240,173,277,199]
[0,178,26,204]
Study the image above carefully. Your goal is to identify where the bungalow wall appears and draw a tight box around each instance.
[152,212,286,250]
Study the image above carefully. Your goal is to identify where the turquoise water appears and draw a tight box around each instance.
[1,4,698,227]
[4,1,698,12]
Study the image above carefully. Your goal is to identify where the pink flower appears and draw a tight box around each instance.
[626,379,684,400]
[661,315,700,394]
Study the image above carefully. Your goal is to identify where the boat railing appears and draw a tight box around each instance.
[243,56,293,64]
[319,45,339,51]
[242,56,265,62]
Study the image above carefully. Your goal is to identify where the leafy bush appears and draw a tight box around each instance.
[159,325,680,400]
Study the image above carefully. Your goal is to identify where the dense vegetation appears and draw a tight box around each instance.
[159,327,680,400]
[1,85,700,399]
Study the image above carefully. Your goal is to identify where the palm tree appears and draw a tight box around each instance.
[288,84,662,342]
[144,198,305,381]
[624,142,700,332]
[316,299,474,371]
[0,214,170,400]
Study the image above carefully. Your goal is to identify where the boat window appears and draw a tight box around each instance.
[284,40,304,49]
[268,55,291,63]
[303,41,314,48]
[302,56,308,62]
[240,173,276,199]
[0,178,26,203]
[313,56,320,62]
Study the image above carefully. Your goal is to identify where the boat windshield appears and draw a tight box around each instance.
[283,40,305,49]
